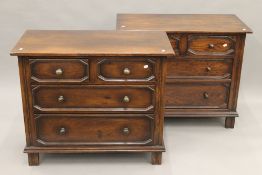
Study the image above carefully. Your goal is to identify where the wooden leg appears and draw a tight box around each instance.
[225,117,235,129]
[151,152,162,165]
[28,153,39,166]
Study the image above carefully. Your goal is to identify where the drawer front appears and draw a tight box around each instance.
[167,34,180,55]
[32,85,155,113]
[165,83,230,109]
[30,59,89,83]
[97,58,156,82]
[35,115,153,145]
[167,59,232,79]
[187,35,235,56]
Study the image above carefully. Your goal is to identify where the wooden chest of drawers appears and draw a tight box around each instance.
[117,14,252,128]
[10,30,174,165]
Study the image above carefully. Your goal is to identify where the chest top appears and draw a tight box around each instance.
[116,14,252,33]
[10,30,174,57]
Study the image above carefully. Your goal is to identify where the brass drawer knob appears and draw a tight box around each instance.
[206,66,212,72]
[123,68,131,75]
[59,127,66,135]
[123,96,130,103]
[55,68,63,75]
[58,95,64,102]
[203,92,209,99]
[208,43,215,49]
[122,127,130,135]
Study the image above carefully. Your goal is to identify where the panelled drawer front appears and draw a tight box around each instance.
[167,34,180,55]
[167,59,232,79]
[165,83,230,109]
[30,59,89,83]
[32,85,155,113]
[97,58,156,82]
[35,115,153,146]
[187,35,235,56]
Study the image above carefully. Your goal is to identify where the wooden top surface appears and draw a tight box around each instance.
[117,14,252,33]
[10,30,175,57]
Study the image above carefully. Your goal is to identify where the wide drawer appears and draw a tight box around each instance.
[35,115,153,146]
[166,59,232,79]
[187,35,235,56]
[30,59,89,83]
[165,82,230,109]
[32,85,155,113]
[96,58,156,82]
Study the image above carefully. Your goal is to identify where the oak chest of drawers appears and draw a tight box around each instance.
[10,30,174,165]
[117,14,252,128]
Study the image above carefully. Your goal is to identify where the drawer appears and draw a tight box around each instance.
[167,34,180,55]
[187,35,235,56]
[166,59,232,79]
[35,115,153,145]
[30,59,89,83]
[165,83,230,109]
[32,85,155,113]
[97,58,156,82]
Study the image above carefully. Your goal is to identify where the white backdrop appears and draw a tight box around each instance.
[0,1,261,175]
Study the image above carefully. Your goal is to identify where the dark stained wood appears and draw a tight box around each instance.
[151,152,162,165]
[10,30,174,57]
[117,14,252,128]
[225,117,235,128]
[35,115,153,145]
[28,153,39,166]
[30,59,89,83]
[97,58,156,82]
[12,30,170,165]
[166,59,232,79]
[24,145,165,153]
[116,14,253,33]
[32,85,155,113]
[165,82,230,109]
[187,35,235,56]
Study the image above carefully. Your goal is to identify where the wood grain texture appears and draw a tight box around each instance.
[13,55,167,164]
[10,30,174,57]
[117,14,252,128]
[116,14,253,33]
[166,59,232,79]
[30,59,89,83]
[32,85,155,113]
[35,115,153,146]
[165,82,230,109]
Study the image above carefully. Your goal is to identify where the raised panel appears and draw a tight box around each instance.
[166,59,232,79]
[35,114,153,146]
[97,58,156,82]
[30,59,89,83]
[32,85,155,113]
[187,35,236,56]
[165,82,230,109]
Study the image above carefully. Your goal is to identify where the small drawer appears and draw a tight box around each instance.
[35,115,153,146]
[30,59,89,83]
[97,58,156,82]
[166,59,232,79]
[165,83,230,109]
[187,35,235,56]
[167,34,180,55]
[32,85,155,113]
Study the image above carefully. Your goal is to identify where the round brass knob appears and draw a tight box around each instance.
[203,92,209,99]
[59,127,66,135]
[208,43,215,49]
[55,68,63,75]
[123,96,130,103]
[206,67,212,72]
[122,127,130,135]
[123,68,131,75]
[58,95,64,102]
